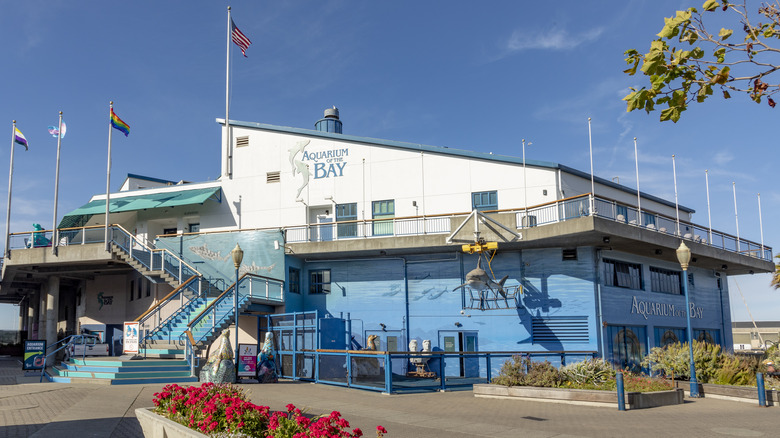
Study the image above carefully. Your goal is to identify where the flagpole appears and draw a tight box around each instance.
[587,118,595,216]
[105,102,113,252]
[705,170,713,244]
[633,137,641,226]
[225,6,232,179]
[733,182,740,253]
[5,121,18,258]
[672,155,680,236]
[52,111,63,255]
[758,193,765,260]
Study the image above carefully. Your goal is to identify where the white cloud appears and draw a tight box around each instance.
[506,26,604,52]
[713,151,735,165]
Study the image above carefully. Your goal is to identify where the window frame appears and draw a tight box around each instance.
[603,258,643,290]
[336,203,358,238]
[309,269,331,294]
[372,199,395,236]
[649,266,683,295]
[471,191,498,212]
[288,267,301,294]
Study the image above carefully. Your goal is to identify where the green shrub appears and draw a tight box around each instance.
[560,359,616,386]
[524,360,563,388]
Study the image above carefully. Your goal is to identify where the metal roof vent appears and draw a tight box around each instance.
[315,106,342,134]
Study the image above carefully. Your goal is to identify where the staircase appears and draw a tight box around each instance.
[44,226,245,384]
[47,356,197,385]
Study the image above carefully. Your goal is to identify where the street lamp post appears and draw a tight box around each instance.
[231,243,244,367]
[676,241,700,397]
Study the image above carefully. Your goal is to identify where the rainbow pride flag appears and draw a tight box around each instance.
[110,109,130,137]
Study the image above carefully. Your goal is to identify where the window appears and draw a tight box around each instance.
[372,200,394,236]
[616,205,628,222]
[163,227,177,235]
[471,191,497,212]
[336,203,357,238]
[129,280,134,301]
[146,280,151,297]
[309,269,331,294]
[688,272,694,286]
[608,325,647,373]
[562,248,578,261]
[654,327,685,348]
[137,279,143,299]
[694,329,720,345]
[603,259,642,289]
[642,212,656,227]
[650,266,682,295]
[288,268,301,294]
[188,223,200,233]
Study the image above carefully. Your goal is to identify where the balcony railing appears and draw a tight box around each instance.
[7,194,772,263]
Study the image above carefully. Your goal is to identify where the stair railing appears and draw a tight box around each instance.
[39,334,101,382]
[185,273,285,347]
[135,275,204,347]
[110,225,201,285]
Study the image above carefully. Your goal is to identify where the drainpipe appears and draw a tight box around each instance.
[595,248,606,359]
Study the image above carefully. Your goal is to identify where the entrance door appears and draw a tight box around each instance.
[439,331,479,378]
[308,207,333,242]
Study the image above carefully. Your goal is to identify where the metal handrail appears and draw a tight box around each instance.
[39,334,101,382]
[134,275,199,323]
[111,224,202,278]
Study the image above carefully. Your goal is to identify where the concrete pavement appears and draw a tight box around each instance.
[1,355,778,437]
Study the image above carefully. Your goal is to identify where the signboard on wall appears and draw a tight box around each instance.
[123,322,140,354]
[238,344,257,377]
[238,344,258,377]
[23,340,46,370]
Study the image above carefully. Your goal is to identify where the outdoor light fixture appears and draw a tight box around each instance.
[231,243,244,367]
[602,236,610,244]
[722,265,728,270]
[676,241,700,398]
[655,249,663,255]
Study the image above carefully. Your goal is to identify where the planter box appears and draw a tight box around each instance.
[674,381,778,406]
[473,384,683,410]
[136,407,207,438]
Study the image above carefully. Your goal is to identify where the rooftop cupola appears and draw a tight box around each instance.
[315,106,342,134]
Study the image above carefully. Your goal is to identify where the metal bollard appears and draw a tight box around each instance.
[757,372,766,407]
[616,372,626,411]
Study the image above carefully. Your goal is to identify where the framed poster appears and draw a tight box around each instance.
[123,322,140,354]
[238,343,258,377]
[23,340,46,370]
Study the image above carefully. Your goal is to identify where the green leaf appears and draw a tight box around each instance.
[697,84,713,102]
[718,28,733,40]
[702,0,719,12]
[711,66,730,84]
[660,107,682,122]
[723,90,731,99]
[714,47,726,63]
[657,10,692,38]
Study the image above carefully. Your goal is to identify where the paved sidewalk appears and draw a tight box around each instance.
[1,355,779,437]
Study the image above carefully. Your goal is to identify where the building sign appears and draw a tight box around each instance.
[123,322,140,354]
[630,296,703,320]
[23,340,46,370]
[97,292,113,310]
[238,344,258,377]
[288,139,350,198]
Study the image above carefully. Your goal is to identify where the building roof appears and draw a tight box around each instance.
[220,118,695,214]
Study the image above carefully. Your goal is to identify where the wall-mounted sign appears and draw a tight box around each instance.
[123,322,140,354]
[630,296,703,320]
[97,292,113,310]
[23,340,46,370]
[288,139,350,198]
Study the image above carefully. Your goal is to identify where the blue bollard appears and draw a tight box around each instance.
[616,372,626,411]
[757,372,766,407]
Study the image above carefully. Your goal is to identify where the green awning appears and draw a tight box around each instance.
[58,186,221,229]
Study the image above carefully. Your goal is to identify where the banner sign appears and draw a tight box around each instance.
[238,344,258,377]
[23,340,46,370]
[123,322,140,354]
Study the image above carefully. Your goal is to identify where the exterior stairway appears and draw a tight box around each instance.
[47,356,197,385]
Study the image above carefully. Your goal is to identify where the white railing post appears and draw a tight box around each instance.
[249,278,253,298]
[266,280,269,299]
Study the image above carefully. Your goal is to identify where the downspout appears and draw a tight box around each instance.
[595,248,606,360]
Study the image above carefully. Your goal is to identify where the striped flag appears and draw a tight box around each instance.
[231,19,251,57]
[14,127,28,150]
[110,109,130,137]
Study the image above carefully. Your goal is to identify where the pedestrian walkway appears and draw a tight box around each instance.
[1,355,778,438]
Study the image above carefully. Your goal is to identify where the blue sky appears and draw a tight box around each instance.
[0,1,777,330]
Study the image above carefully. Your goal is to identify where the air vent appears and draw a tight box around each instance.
[236,136,249,147]
[267,171,280,183]
[562,248,578,261]
[532,317,589,343]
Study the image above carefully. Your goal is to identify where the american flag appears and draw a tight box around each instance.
[231,19,251,57]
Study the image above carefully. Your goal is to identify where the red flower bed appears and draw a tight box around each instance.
[153,383,387,437]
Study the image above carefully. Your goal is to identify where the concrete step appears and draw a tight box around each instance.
[45,356,197,385]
